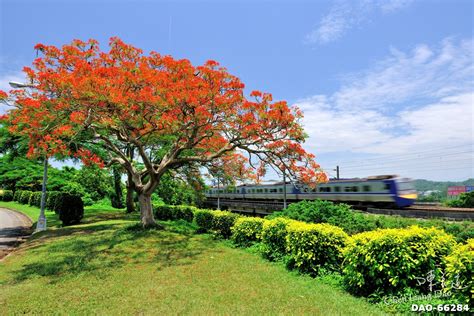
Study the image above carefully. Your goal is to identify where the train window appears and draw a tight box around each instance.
[344,187,351,192]
[269,189,277,193]
[312,188,317,193]
[363,185,371,192]
[264,188,268,193]
[384,184,390,190]
[335,186,340,192]
[279,188,283,193]
[353,186,359,192]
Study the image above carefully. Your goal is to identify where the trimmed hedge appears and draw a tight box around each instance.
[46,191,62,213]
[153,204,195,222]
[19,191,33,205]
[29,191,42,208]
[57,193,84,225]
[194,209,215,232]
[343,226,457,297]
[211,211,240,238]
[444,239,473,304]
[0,190,13,202]
[261,218,296,261]
[194,209,240,238]
[231,217,267,247]
[286,222,349,276]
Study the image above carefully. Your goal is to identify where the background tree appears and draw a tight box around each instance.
[0,38,326,227]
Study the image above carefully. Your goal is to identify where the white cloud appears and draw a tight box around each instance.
[296,38,474,180]
[306,0,414,44]
[333,39,474,110]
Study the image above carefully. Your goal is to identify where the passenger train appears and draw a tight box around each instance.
[205,175,417,208]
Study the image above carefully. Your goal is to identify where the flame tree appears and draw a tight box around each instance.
[0,38,326,227]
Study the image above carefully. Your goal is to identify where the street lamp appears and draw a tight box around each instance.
[9,81,48,232]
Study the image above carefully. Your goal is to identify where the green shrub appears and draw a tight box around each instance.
[46,191,62,213]
[194,209,215,232]
[231,217,267,247]
[28,191,42,207]
[343,226,457,297]
[154,204,175,221]
[0,190,13,201]
[447,191,474,208]
[271,200,375,235]
[19,190,33,204]
[444,239,473,304]
[153,204,195,222]
[13,190,23,202]
[286,222,349,276]
[212,211,240,238]
[173,205,195,222]
[261,218,296,261]
[57,193,84,225]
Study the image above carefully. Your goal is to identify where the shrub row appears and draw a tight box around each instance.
[271,199,474,242]
[153,204,196,222]
[194,209,240,238]
[189,205,470,304]
[0,190,13,202]
[11,189,83,226]
[343,226,457,297]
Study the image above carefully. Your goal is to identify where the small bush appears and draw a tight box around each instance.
[343,226,457,297]
[231,217,267,247]
[29,191,43,207]
[212,211,240,238]
[194,209,215,232]
[271,200,375,235]
[286,222,349,276]
[154,204,175,221]
[261,218,296,261]
[46,191,62,213]
[57,193,84,225]
[447,191,474,208]
[444,239,473,304]
[0,190,13,202]
[153,204,195,222]
[173,205,195,222]
[13,190,23,202]
[19,191,33,205]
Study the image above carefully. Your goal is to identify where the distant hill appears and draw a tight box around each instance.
[414,179,474,195]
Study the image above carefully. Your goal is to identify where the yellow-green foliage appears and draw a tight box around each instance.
[343,226,457,297]
[261,218,296,261]
[212,211,240,238]
[444,239,473,304]
[231,217,267,247]
[286,222,349,276]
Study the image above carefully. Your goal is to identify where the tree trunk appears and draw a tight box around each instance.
[125,186,136,213]
[111,167,124,209]
[125,172,136,213]
[138,192,161,228]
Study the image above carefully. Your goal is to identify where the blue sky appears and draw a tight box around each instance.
[1,0,473,181]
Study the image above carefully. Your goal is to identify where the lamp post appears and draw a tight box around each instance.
[9,81,48,232]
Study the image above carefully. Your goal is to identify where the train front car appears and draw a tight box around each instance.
[391,177,417,208]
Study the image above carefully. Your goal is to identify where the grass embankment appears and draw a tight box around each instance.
[0,202,384,315]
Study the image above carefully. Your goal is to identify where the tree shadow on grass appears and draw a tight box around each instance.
[9,220,220,285]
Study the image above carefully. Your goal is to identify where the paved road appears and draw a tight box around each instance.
[0,208,32,259]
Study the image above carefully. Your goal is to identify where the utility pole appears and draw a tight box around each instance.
[283,172,287,209]
[9,81,48,232]
[216,175,220,210]
[334,165,340,180]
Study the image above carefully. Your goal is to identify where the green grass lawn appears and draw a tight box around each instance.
[0,203,384,315]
